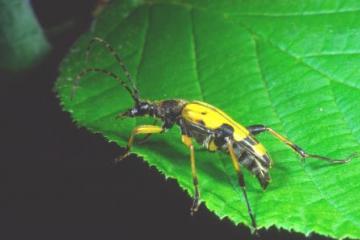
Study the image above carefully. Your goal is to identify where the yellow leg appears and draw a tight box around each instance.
[116,125,163,162]
[226,137,257,234]
[248,125,356,164]
[181,134,200,215]
[136,120,159,145]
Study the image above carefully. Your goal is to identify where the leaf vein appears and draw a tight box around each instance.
[189,8,204,101]
[251,31,360,230]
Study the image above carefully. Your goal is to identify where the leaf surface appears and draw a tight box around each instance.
[56,1,360,238]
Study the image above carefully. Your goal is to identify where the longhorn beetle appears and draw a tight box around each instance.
[72,37,357,233]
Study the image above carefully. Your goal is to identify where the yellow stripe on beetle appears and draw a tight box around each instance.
[182,101,250,141]
[253,143,267,156]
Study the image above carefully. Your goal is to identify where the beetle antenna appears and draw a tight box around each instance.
[71,67,139,103]
[86,37,139,98]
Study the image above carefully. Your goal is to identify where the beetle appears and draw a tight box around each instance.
[72,37,357,233]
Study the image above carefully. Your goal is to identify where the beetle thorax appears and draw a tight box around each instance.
[155,99,187,121]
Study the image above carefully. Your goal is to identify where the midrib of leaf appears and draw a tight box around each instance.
[130,3,209,195]
[135,6,149,94]
[189,8,204,102]
[188,7,252,223]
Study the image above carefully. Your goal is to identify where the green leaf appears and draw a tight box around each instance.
[56,0,360,238]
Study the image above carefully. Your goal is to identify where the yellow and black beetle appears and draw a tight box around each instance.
[72,37,357,233]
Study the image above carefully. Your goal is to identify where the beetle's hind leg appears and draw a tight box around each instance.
[247,124,358,164]
[115,125,164,162]
[226,137,258,234]
[181,134,200,215]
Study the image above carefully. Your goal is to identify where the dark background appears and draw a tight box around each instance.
[1,1,333,239]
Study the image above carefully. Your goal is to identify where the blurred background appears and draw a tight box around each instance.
[0,1,333,239]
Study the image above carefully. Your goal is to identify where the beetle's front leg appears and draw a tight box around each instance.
[115,125,164,162]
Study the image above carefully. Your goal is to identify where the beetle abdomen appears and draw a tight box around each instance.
[181,100,272,189]
[233,141,271,189]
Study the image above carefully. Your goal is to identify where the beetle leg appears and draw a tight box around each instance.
[115,125,163,162]
[226,137,258,234]
[181,134,200,215]
[247,124,357,164]
[136,120,159,145]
